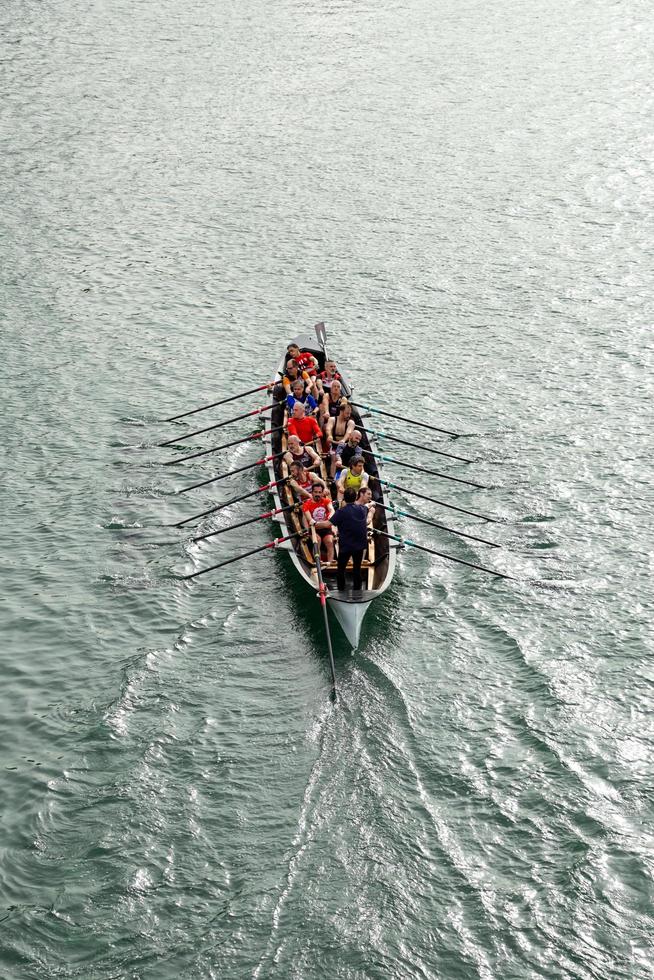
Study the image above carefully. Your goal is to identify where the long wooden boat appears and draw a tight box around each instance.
[263,334,397,648]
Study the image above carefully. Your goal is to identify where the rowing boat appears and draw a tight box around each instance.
[165,324,509,698]
[262,334,397,648]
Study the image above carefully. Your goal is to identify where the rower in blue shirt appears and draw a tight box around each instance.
[286,379,319,416]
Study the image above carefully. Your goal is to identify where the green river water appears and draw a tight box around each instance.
[1,0,652,976]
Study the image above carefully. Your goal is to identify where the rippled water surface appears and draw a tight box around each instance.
[2,0,652,977]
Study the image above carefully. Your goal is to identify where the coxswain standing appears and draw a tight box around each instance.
[329,487,369,592]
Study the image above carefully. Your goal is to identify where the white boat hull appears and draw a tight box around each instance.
[328,596,373,649]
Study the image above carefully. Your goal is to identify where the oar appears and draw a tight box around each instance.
[173,479,287,528]
[379,479,496,522]
[192,504,297,543]
[163,426,284,466]
[310,525,337,700]
[375,501,500,548]
[179,452,284,493]
[181,532,304,579]
[375,529,512,580]
[351,402,459,437]
[158,404,274,447]
[362,449,486,489]
[358,425,472,464]
[164,383,275,423]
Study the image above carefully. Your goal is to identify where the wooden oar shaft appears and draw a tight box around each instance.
[359,426,472,464]
[310,526,337,699]
[362,449,486,489]
[182,532,302,579]
[375,502,500,548]
[375,529,512,580]
[163,426,284,466]
[380,480,496,522]
[158,404,274,447]
[352,402,459,437]
[192,504,296,543]
[179,453,283,493]
[173,479,286,528]
[164,383,273,423]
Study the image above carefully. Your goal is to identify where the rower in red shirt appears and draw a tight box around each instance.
[302,481,335,562]
[286,343,319,377]
[287,402,322,445]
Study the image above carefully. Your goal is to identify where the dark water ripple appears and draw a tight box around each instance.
[2,0,653,976]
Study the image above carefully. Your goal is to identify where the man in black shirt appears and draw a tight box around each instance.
[330,488,369,592]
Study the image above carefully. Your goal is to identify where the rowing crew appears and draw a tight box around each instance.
[282,396,364,482]
[302,483,375,592]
